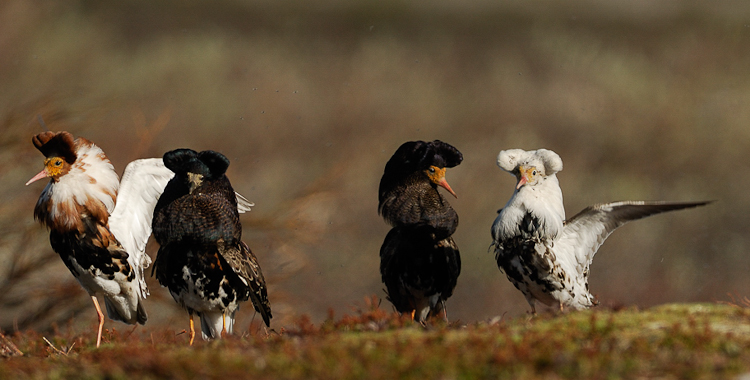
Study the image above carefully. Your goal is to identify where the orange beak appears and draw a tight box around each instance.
[26,169,49,186]
[437,177,457,198]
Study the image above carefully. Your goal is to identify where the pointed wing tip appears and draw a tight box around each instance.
[593,200,714,212]
[659,200,714,211]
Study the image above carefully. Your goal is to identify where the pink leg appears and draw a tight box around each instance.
[90,296,104,348]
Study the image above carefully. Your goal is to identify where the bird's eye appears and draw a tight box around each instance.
[55,160,63,166]
[532,170,537,176]
[428,167,436,173]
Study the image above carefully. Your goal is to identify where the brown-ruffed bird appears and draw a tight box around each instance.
[26,131,174,347]
[378,140,463,322]
[152,148,271,344]
[490,148,710,313]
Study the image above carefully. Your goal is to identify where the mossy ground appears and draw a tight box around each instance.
[3,302,750,379]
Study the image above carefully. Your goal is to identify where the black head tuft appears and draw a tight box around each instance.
[198,150,230,177]
[426,140,462,168]
[383,140,462,176]
[163,148,202,175]
[164,148,231,179]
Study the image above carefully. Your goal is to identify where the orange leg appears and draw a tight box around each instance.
[91,296,104,348]
[221,312,227,338]
[410,310,416,321]
[188,314,196,346]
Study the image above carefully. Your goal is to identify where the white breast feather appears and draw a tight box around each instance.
[493,173,565,241]
[46,143,119,230]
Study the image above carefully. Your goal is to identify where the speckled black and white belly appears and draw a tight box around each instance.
[493,225,595,310]
[154,243,250,315]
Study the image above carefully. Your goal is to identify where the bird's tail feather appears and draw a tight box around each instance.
[103,295,147,325]
[136,299,147,324]
[248,288,272,327]
[198,311,235,340]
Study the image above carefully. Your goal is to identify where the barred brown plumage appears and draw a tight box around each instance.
[152,148,271,344]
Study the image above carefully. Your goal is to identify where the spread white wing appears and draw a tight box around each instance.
[109,157,255,299]
[109,158,175,299]
[556,201,710,276]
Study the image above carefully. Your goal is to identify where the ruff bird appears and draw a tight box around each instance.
[490,148,709,313]
[378,140,463,322]
[26,131,174,347]
[152,148,271,344]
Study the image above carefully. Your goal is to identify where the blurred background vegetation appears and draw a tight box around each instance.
[0,0,748,334]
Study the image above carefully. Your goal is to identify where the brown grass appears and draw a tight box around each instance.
[4,302,750,379]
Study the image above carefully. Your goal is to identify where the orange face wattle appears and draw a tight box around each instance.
[25,156,66,185]
[425,165,457,198]
[515,165,539,189]
[44,157,65,177]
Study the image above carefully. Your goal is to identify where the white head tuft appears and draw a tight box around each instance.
[497,148,563,176]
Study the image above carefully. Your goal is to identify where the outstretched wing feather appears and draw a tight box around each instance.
[558,200,710,274]
[109,158,175,298]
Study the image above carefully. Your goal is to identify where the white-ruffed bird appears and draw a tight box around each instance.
[26,131,173,347]
[490,148,709,313]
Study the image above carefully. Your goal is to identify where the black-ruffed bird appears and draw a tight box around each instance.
[26,131,175,347]
[490,148,710,313]
[378,140,463,322]
[152,148,271,344]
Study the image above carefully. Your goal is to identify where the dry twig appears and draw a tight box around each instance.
[42,336,74,356]
[0,332,23,357]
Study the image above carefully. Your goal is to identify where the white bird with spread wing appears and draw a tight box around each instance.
[490,148,709,314]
